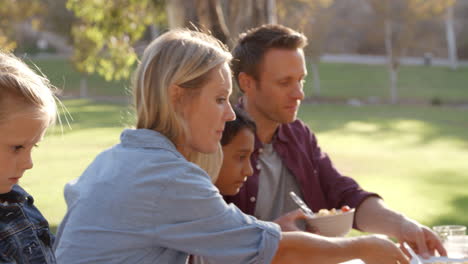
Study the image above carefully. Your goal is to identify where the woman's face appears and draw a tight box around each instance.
[184,63,235,154]
[215,128,255,195]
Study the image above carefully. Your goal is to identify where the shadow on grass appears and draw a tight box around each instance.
[421,170,468,227]
[53,100,468,147]
[299,103,468,147]
[430,195,468,227]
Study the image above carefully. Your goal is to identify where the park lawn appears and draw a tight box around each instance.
[298,103,468,235]
[26,57,131,97]
[305,62,468,103]
[28,56,468,104]
[20,99,468,234]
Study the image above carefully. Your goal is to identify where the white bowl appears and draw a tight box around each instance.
[306,208,355,237]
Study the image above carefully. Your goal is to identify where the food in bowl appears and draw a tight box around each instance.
[306,206,355,237]
[316,205,351,217]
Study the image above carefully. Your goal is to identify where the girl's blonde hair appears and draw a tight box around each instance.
[0,52,57,124]
[133,29,231,172]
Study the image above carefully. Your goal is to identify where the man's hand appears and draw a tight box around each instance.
[396,218,447,258]
[355,197,447,259]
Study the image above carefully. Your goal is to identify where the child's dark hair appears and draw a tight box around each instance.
[221,107,256,146]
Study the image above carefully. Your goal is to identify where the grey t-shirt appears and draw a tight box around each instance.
[254,143,304,223]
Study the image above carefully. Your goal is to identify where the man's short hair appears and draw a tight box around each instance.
[231,24,308,91]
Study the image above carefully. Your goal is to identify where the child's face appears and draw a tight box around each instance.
[0,111,49,194]
[215,128,255,195]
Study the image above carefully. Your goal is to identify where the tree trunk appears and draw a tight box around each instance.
[310,62,321,96]
[389,66,398,104]
[384,19,398,104]
[196,0,230,44]
[445,5,458,70]
[80,76,88,98]
[166,0,199,30]
[167,0,276,46]
[266,0,277,24]
[227,0,276,42]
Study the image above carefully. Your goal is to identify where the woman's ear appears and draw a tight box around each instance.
[169,84,184,108]
[238,72,255,95]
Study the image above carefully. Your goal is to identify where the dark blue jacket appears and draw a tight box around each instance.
[0,185,56,263]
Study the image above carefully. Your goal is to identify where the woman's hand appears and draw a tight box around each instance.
[357,235,410,264]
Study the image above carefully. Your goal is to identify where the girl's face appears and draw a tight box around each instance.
[215,128,255,195]
[183,63,236,154]
[0,110,49,194]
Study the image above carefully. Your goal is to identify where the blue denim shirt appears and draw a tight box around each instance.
[54,129,281,264]
[0,185,56,264]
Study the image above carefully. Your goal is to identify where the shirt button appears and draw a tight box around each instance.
[256,164,261,170]
[250,196,256,202]
[258,148,263,153]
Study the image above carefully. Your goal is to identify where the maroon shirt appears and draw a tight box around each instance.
[224,119,380,228]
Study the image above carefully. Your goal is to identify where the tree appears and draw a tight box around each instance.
[66,0,163,81]
[225,0,277,43]
[165,0,230,45]
[68,0,277,81]
[277,0,334,96]
[445,4,458,70]
[365,0,456,104]
[165,0,277,46]
[0,0,43,51]
[41,0,76,43]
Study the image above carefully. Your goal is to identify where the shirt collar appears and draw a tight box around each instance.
[276,124,290,143]
[120,128,179,153]
[0,185,31,204]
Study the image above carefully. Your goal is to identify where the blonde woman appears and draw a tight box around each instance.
[54,30,409,264]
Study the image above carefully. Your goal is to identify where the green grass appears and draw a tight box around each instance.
[19,99,468,234]
[26,57,131,97]
[298,103,468,231]
[305,63,468,102]
[27,57,468,104]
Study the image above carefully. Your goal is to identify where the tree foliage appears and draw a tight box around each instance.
[0,0,43,51]
[68,0,275,81]
[66,0,166,80]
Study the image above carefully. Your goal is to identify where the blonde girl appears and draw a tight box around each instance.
[0,51,57,263]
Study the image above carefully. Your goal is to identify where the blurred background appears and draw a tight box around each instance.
[2,0,467,235]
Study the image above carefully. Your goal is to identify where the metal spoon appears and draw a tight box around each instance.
[289,191,314,217]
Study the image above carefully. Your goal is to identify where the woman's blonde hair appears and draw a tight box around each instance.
[190,143,223,183]
[0,52,57,124]
[133,29,231,172]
